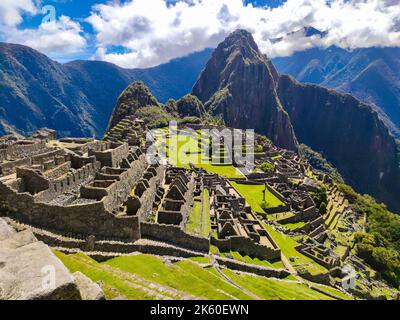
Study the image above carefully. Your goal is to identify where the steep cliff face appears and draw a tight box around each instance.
[277,75,400,211]
[273,46,400,138]
[108,81,160,129]
[192,30,298,151]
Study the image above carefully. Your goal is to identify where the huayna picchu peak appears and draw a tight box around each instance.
[192,29,298,152]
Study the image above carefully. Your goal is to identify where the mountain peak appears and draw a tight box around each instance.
[108,81,160,130]
[192,30,298,151]
[217,29,262,61]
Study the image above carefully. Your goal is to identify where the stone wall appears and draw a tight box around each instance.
[4,140,46,160]
[88,143,130,167]
[141,222,210,253]
[135,164,165,220]
[35,162,100,203]
[211,236,281,261]
[0,181,140,241]
[215,256,290,278]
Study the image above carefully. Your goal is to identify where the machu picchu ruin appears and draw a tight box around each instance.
[0,104,398,301]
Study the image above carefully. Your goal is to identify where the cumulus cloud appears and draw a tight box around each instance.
[0,0,37,27]
[7,16,87,57]
[87,0,400,68]
[0,1,87,59]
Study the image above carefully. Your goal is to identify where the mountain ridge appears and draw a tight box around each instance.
[0,42,211,137]
[273,45,400,137]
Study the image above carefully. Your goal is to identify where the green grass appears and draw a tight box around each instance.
[56,251,253,300]
[186,189,211,237]
[310,283,353,300]
[54,251,168,300]
[223,251,285,269]
[197,163,244,178]
[155,131,244,178]
[263,224,328,276]
[186,197,201,235]
[231,182,284,213]
[56,250,340,300]
[222,269,335,300]
[283,222,306,230]
[105,255,253,300]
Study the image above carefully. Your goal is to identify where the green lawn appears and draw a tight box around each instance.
[231,182,284,213]
[186,198,201,235]
[310,283,353,300]
[223,251,285,269]
[263,224,328,276]
[105,255,253,300]
[222,269,335,300]
[155,131,244,178]
[56,251,253,300]
[186,189,211,237]
[56,250,339,300]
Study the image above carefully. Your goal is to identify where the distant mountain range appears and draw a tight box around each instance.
[0,42,211,138]
[273,45,400,138]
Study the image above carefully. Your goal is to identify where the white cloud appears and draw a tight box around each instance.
[0,1,87,59]
[0,0,37,27]
[8,16,87,57]
[87,0,400,68]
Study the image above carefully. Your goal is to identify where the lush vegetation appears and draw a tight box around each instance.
[338,184,400,288]
[257,161,275,174]
[134,106,175,129]
[310,185,328,215]
[176,94,205,117]
[299,144,344,183]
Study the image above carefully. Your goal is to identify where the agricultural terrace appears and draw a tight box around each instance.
[55,251,341,300]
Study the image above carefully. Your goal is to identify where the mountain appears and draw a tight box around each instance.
[192,30,400,212]
[108,81,160,130]
[0,42,211,137]
[277,75,400,211]
[192,30,298,151]
[273,46,400,137]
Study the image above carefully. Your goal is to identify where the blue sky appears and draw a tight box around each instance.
[1,0,399,68]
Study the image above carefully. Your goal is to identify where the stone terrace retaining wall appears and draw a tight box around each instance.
[141,222,210,253]
[215,256,290,278]
[211,236,281,261]
[0,182,140,241]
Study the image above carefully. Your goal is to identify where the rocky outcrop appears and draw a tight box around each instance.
[108,81,160,130]
[0,218,105,300]
[73,272,105,300]
[0,218,81,300]
[277,75,400,211]
[192,30,298,151]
